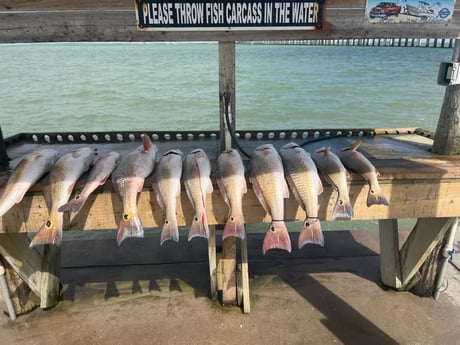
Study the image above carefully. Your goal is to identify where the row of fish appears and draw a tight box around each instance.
[0,135,388,254]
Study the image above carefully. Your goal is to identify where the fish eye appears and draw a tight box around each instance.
[46,220,52,227]
[305,222,310,227]
[194,217,198,221]
[165,220,169,224]
[76,195,81,200]
[230,217,234,221]
[123,214,129,220]
[270,226,275,232]
[370,190,375,194]
[339,200,344,205]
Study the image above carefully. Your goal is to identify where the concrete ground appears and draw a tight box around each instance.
[1,228,459,345]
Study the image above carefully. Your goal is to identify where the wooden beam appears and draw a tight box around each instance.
[239,237,250,313]
[0,234,42,297]
[221,237,237,306]
[399,217,455,288]
[379,219,402,290]
[219,41,236,151]
[40,244,61,309]
[208,225,217,301]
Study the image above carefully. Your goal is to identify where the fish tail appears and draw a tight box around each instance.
[58,195,87,213]
[160,219,179,245]
[117,213,143,246]
[298,218,324,249]
[367,189,389,207]
[30,216,63,247]
[222,214,246,241]
[332,198,354,220]
[188,211,209,241]
[262,221,292,254]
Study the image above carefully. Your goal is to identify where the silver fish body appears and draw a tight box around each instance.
[279,142,324,248]
[58,151,121,214]
[112,135,158,246]
[337,141,389,207]
[0,148,59,217]
[30,147,95,246]
[312,147,354,220]
[183,149,213,240]
[216,149,247,240]
[250,144,291,254]
[152,149,183,245]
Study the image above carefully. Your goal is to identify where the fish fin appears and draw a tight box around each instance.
[367,189,389,207]
[58,195,87,213]
[298,218,324,248]
[317,175,324,195]
[216,178,231,207]
[249,177,270,216]
[135,178,145,193]
[160,219,179,245]
[188,210,209,240]
[206,179,213,195]
[332,198,354,220]
[141,134,153,152]
[117,213,143,246]
[152,182,165,210]
[351,140,362,151]
[262,221,292,254]
[286,175,305,210]
[14,185,29,204]
[222,213,246,240]
[30,216,63,247]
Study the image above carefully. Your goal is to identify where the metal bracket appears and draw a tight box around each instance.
[437,61,460,86]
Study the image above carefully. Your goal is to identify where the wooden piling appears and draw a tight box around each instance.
[432,39,460,155]
[0,126,9,169]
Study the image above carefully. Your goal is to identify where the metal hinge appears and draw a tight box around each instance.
[437,61,460,86]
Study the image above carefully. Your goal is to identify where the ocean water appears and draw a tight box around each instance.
[0,42,453,138]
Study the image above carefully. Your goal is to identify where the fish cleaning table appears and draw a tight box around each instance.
[0,128,459,314]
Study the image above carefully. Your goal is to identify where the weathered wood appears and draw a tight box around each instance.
[239,237,250,314]
[219,41,236,151]
[0,259,39,317]
[40,244,61,309]
[221,237,237,306]
[378,219,402,290]
[0,234,42,297]
[208,225,217,300]
[399,217,455,288]
[433,40,460,155]
[0,0,459,42]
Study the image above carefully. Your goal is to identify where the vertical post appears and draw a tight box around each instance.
[432,39,460,154]
[0,126,9,169]
[379,219,402,289]
[219,41,236,151]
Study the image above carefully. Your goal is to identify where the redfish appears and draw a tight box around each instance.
[216,149,247,240]
[152,149,183,245]
[30,147,94,246]
[112,135,157,246]
[58,151,120,214]
[183,149,213,240]
[250,144,291,254]
[279,142,324,248]
[312,147,354,220]
[337,141,389,207]
[0,148,59,218]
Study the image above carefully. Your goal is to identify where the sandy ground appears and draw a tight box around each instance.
[1,229,459,345]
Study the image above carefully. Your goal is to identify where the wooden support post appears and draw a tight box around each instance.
[0,126,9,169]
[399,217,455,289]
[379,219,402,289]
[219,41,236,152]
[221,237,237,305]
[239,237,250,313]
[208,225,217,300]
[433,39,460,154]
[40,244,61,309]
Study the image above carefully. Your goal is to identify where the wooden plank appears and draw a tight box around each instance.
[40,244,61,309]
[221,237,237,306]
[208,225,217,300]
[379,219,402,290]
[0,234,42,297]
[0,1,459,43]
[240,237,250,314]
[219,41,236,151]
[399,217,455,288]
